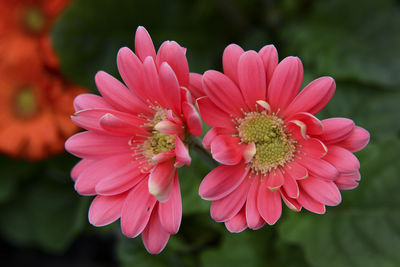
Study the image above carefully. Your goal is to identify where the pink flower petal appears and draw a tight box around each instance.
[210,177,252,222]
[148,161,175,202]
[243,142,256,163]
[151,151,176,164]
[202,128,217,151]
[159,62,181,115]
[256,100,272,113]
[246,176,265,229]
[286,112,323,135]
[182,102,202,136]
[300,177,342,206]
[210,135,245,165]
[88,192,128,226]
[74,154,133,195]
[188,72,204,99]
[251,219,266,230]
[202,128,237,151]
[280,190,301,211]
[335,171,361,190]
[323,145,360,173]
[175,137,191,166]
[297,155,339,180]
[117,47,151,111]
[156,41,189,87]
[73,93,111,111]
[199,161,249,201]
[265,169,284,190]
[257,177,282,225]
[65,131,131,159]
[287,120,308,140]
[282,77,335,117]
[336,126,370,152]
[258,45,278,87]
[142,56,163,105]
[154,119,184,136]
[99,113,148,136]
[180,84,193,104]
[71,159,95,181]
[121,179,157,238]
[267,56,303,113]
[166,110,183,126]
[225,208,247,233]
[71,111,103,132]
[222,44,244,85]
[284,161,308,180]
[95,164,146,196]
[297,191,325,214]
[72,108,149,135]
[135,26,156,62]
[158,173,182,234]
[142,205,170,254]
[318,118,355,144]
[282,171,299,199]
[196,96,235,129]
[298,138,328,158]
[238,51,266,109]
[203,70,247,116]
[95,71,149,114]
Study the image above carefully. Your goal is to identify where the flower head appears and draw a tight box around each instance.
[197,44,369,231]
[65,27,202,254]
[0,59,85,160]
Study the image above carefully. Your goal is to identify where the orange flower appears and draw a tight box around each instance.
[0,0,87,160]
[0,61,85,160]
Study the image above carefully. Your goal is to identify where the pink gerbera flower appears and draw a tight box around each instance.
[197,44,370,232]
[65,26,202,254]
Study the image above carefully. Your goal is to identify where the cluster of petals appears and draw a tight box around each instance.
[197,44,370,232]
[66,27,202,254]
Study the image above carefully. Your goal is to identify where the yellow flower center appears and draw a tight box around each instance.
[143,130,176,158]
[24,7,45,33]
[142,109,176,159]
[237,112,295,174]
[14,88,38,118]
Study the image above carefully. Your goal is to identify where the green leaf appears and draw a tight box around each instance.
[279,140,400,267]
[27,182,89,252]
[201,229,271,267]
[0,173,89,253]
[282,0,400,89]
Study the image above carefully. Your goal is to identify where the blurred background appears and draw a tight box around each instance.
[0,0,399,266]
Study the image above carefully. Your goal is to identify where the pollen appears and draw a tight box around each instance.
[237,111,295,174]
[142,130,176,158]
[24,7,45,33]
[13,88,37,118]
